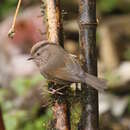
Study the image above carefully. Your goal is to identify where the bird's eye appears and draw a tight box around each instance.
[37,53,40,56]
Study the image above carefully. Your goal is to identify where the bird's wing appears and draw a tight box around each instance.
[46,45,84,82]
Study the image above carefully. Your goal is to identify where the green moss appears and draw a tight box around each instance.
[71,102,81,130]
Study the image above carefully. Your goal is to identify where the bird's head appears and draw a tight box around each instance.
[28,40,50,67]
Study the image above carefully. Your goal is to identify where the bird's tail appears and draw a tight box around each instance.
[85,73,107,91]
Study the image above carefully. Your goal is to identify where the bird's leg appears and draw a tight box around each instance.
[47,82,68,95]
[54,85,68,91]
[49,85,68,95]
[42,87,62,95]
[47,80,69,95]
[48,88,64,95]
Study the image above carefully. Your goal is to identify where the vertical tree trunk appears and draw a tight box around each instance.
[78,0,99,130]
[46,0,63,45]
[45,0,70,129]
[0,108,5,130]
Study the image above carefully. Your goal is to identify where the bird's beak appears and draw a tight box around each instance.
[27,57,34,60]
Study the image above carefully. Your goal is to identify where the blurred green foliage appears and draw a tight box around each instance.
[97,0,118,13]
[123,48,130,60]
[0,0,17,20]
[104,71,121,87]
[21,108,53,130]
[4,108,53,130]
[0,74,48,130]
[11,74,43,96]
[4,110,27,130]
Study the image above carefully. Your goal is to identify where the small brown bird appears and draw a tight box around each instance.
[29,40,107,91]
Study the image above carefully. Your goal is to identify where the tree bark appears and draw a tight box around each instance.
[0,108,5,130]
[78,0,99,130]
[45,0,70,129]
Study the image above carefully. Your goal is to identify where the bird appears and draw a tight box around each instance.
[28,40,107,91]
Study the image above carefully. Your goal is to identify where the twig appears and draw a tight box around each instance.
[78,0,99,130]
[8,0,22,38]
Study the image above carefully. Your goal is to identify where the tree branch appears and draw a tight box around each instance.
[78,0,99,130]
[45,0,70,129]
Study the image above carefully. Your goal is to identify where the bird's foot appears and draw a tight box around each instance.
[48,85,68,95]
[48,88,64,95]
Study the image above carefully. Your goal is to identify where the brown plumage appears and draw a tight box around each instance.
[29,40,107,91]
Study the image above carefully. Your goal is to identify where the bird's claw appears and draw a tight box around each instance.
[48,88,64,95]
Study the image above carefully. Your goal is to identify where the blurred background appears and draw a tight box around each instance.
[0,0,130,130]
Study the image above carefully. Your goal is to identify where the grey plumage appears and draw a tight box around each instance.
[30,41,107,91]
